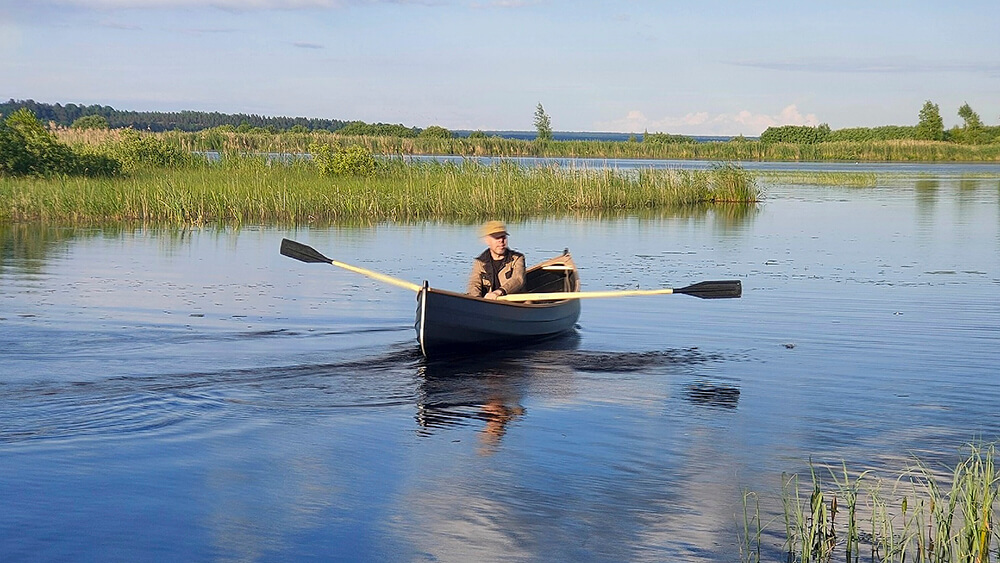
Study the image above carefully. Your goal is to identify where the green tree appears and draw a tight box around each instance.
[468,130,487,139]
[953,102,990,144]
[958,102,983,130]
[759,124,830,144]
[71,114,110,130]
[533,103,552,141]
[916,100,944,141]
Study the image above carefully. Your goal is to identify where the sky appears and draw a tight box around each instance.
[2,0,999,136]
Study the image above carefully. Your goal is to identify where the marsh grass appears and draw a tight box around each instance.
[1,156,759,226]
[758,171,880,187]
[754,444,1000,563]
[54,129,1000,163]
[740,490,766,563]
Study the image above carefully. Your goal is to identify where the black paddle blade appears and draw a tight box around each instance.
[280,238,332,264]
[676,280,742,299]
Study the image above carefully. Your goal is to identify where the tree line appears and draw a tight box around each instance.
[760,101,999,145]
[4,98,999,149]
[0,99,355,133]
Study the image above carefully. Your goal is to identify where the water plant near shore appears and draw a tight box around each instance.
[758,171,879,187]
[746,444,1000,563]
[1,156,759,226]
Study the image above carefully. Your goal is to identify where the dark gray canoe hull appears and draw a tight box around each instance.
[415,253,580,357]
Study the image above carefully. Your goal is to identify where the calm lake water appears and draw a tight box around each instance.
[2,167,999,561]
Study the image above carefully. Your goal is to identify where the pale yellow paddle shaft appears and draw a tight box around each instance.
[498,288,676,302]
[329,260,422,293]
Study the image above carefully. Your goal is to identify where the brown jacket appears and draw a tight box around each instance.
[467,249,526,297]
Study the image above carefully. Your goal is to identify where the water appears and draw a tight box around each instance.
[409,154,1000,176]
[2,172,999,561]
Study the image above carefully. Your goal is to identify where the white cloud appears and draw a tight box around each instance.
[594,105,821,136]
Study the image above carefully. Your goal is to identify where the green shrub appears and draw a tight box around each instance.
[643,131,696,144]
[827,125,918,142]
[310,143,378,176]
[336,121,419,137]
[949,124,998,145]
[1,108,85,176]
[71,114,110,130]
[99,129,192,173]
[69,147,122,176]
[760,124,831,144]
[419,125,452,139]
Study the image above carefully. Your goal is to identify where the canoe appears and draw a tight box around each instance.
[415,251,581,357]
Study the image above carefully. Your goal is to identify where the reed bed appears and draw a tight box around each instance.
[758,171,880,187]
[743,444,1000,563]
[54,129,1000,163]
[1,157,759,226]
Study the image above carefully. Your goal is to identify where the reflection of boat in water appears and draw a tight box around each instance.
[684,381,740,409]
[414,336,580,453]
[414,252,580,357]
[416,358,531,455]
[413,342,741,453]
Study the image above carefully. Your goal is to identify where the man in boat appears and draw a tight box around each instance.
[467,220,526,300]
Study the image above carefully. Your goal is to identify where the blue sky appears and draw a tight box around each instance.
[3,0,999,135]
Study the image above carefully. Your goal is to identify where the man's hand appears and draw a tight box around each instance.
[484,289,502,300]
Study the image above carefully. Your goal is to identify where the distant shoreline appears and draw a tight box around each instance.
[449,130,742,143]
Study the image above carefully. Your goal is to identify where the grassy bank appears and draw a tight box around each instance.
[55,129,1000,162]
[742,444,1000,563]
[1,157,759,226]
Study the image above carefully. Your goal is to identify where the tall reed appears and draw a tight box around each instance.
[54,129,1000,163]
[751,444,1000,563]
[758,171,879,187]
[1,156,759,226]
[740,490,764,563]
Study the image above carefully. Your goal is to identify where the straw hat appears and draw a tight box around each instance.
[480,220,509,238]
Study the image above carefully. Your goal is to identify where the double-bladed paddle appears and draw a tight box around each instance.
[280,238,421,292]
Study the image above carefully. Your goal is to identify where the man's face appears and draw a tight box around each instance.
[485,233,508,257]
